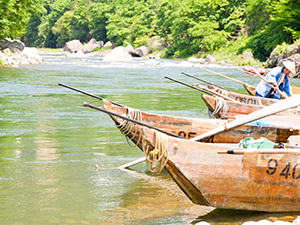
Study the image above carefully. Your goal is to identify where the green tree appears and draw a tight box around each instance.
[158,0,244,57]
[246,0,300,60]
[105,0,156,47]
[37,0,73,47]
[89,1,112,43]
[0,0,44,40]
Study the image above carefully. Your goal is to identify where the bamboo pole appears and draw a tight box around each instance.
[118,157,146,169]
[83,102,185,139]
[194,65,250,86]
[58,83,123,107]
[181,72,230,91]
[165,76,240,103]
[251,68,289,99]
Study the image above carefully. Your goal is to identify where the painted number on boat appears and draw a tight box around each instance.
[177,131,214,143]
[266,158,300,179]
[235,97,260,105]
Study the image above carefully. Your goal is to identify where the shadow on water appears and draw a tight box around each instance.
[192,208,300,224]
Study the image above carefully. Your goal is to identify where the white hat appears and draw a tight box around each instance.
[283,61,296,74]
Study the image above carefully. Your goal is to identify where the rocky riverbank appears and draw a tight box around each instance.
[1,37,300,73]
[0,38,43,66]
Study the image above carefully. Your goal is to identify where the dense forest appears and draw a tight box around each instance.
[1,0,300,61]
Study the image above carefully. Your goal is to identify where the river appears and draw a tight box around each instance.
[1,53,300,224]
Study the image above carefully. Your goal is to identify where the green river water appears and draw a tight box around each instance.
[1,54,300,225]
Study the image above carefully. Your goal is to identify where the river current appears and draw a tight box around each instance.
[1,53,300,224]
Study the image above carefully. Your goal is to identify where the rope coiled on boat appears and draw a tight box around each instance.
[212,96,228,119]
[116,107,143,146]
[142,130,168,174]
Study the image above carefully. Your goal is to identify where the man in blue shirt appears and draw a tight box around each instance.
[255,61,296,99]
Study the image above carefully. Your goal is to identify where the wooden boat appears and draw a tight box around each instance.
[244,84,300,96]
[204,85,277,106]
[201,94,300,120]
[140,126,300,212]
[84,95,300,212]
[102,99,299,144]
[194,65,300,96]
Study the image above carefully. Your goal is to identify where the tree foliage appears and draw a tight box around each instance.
[1,0,299,60]
[246,0,300,60]
[0,0,44,40]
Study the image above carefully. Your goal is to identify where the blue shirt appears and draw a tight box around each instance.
[255,67,291,99]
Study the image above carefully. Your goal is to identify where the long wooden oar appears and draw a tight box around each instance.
[234,67,260,76]
[190,94,300,142]
[235,66,300,79]
[181,72,230,91]
[58,83,123,107]
[118,157,146,169]
[251,68,289,99]
[195,65,250,86]
[165,76,240,103]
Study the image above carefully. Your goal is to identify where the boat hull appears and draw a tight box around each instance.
[102,99,299,144]
[201,94,300,120]
[143,127,300,212]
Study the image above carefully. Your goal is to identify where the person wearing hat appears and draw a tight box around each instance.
[255,61,296,99]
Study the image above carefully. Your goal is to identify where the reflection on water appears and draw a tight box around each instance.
[1,54,300,224]
[194,209,299,225]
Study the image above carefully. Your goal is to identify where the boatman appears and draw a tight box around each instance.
[255,61,296,99]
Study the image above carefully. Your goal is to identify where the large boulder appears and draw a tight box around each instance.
[135,46,150,57]
[20,47,43,64]
[103,41,113,48]
[63,40,83,53]
[266,42,300,68]
[82,38,103,54]
[0,47,43,65]
[205,54,216,63]
[125,44,134,53]
[102,46,132,62]
[0,38,25,52]
[278,54,300,74]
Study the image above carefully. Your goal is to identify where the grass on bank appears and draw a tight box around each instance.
[202,36,263,67]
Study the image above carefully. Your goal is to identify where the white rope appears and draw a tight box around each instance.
[116,107,143,146]
[142,130,168,174]
[211,96,228,119]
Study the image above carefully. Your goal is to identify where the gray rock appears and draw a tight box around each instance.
[125,44,134,53]
[103,41,113,48]
[82,38,102,54]
[205,54,216,63]
[102,46,132,62]
[135,46,149,56]
[63,40,83,53]
[21,47,43,64]
[0,38,25,51]
[129,48,143,57]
